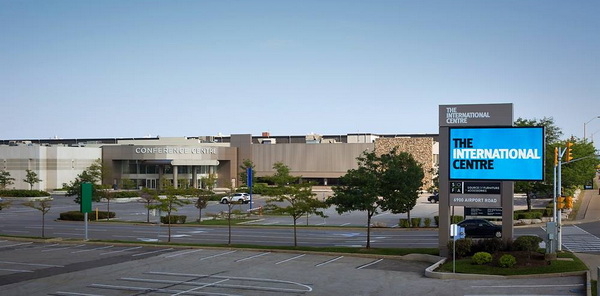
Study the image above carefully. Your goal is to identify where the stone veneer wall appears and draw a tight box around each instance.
[374,137,434,190]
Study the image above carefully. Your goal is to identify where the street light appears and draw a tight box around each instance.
[583,116,600,141]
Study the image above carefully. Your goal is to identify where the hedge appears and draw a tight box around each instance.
[160,215,187,224]
[0,190,51,197]
[111,191,140,198]
[59,211,116,221]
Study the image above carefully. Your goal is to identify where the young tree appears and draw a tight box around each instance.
[239,159,256,186]
[140,188,158,223]
[0,170,15,189]
[264,162,327,246]
[23,169,42,190]
[329,149,424,248]
[194,189,211,222]
[66,159,104,204]
[23,199,52,237]
[148,186,190,242]
[101,187,115,221]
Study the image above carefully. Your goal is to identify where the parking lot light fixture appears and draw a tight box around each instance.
[583,116,600,141]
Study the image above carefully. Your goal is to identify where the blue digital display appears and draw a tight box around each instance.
[449,127,544,181]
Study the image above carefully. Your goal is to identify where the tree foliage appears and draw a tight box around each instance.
[147,186,191,242]
[329,148,424,248]
[65,159,104,204]
[264,162,327,246]
[23,199,52,237]
[23,169,42,190]
[0,170,15,189]
[239,159,256,186]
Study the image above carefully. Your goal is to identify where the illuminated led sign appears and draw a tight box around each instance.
[449,127,544,181]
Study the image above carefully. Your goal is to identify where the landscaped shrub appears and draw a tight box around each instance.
[472,252,492,265]
[513,235,543,252]
[447,238,472,258]
[498,254,517,268]
[473,238,505,254]
[410,218,421,228]
[513,211,543,220]
[399,218,410,228]
[112,191,140,198]
[451,215,464,224]
[160,215,187,224]
[423,217,432,227]
[59,211,115,221]
[434,216,439,227]
[0,190,51,197]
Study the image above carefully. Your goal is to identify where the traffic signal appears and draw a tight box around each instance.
[566,196,573,209]
[566,142,574,162]
[557,196,566,209]
[554,147,558,166]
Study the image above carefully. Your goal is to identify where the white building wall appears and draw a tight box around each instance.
[0,145,101,191]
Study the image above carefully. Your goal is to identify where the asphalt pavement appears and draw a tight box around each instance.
[570,186,600,281]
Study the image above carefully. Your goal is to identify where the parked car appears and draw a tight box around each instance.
[457,219,502,238]
[220,193,250,204]
[427,192,439,203]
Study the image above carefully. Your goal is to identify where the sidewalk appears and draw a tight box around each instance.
[573,184,600,281]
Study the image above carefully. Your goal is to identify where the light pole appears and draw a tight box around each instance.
[583,116,600,142]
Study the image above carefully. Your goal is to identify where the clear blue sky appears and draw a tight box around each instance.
[1,1,598,147]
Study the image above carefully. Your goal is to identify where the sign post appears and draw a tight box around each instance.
[247,167,253,209]
[80,182,93,241]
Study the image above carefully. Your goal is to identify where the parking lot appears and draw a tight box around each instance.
[0,239,587,296]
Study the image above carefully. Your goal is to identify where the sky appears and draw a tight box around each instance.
[1,0,598,148]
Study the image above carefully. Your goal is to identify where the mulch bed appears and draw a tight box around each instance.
[492,251,548,268]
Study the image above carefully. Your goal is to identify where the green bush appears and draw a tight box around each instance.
[112,191,140,198]
[447,238,473,258]
[0,190,51,197]
[434,216,439,227]
[399,218,410,228]
[498,254,517,268]
[513,235,543,252]
[451,215,464,224]
[513,211,543,220]
[59,211,115,221]
[472,252,492,265]
[160,215,187,224]
[423,217,432,228]
[473,238,505,254]
[410,218,421,228]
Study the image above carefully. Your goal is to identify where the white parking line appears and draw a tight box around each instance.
[275,254,306,265]
[53,292,104,296]
[163,249,203,258]
[71,245,114,253]
[132,248,174,257]
[42,244,85,252]
[235,252,270,262]
[0,268,33,273]
[0,260,64,268]
[356,258,383,269]
[0,242,33,248]
[339,223,351,226]
[315,256,344,267]
[100,246,142,255]
[199,250,237,261]
[172,278,229,296]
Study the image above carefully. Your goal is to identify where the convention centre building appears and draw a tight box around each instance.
[0,133,439,191]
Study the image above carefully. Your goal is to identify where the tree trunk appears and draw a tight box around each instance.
[146,203,150,223]
[167,213,172,242]
[366,211,372,249]
[42,213,45,238]
[228,207,232,245]
[407,210,411,227]
[199,208,202,223]
[293,218,298,247]
[107,199,110,221]
[526,192,532,211]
